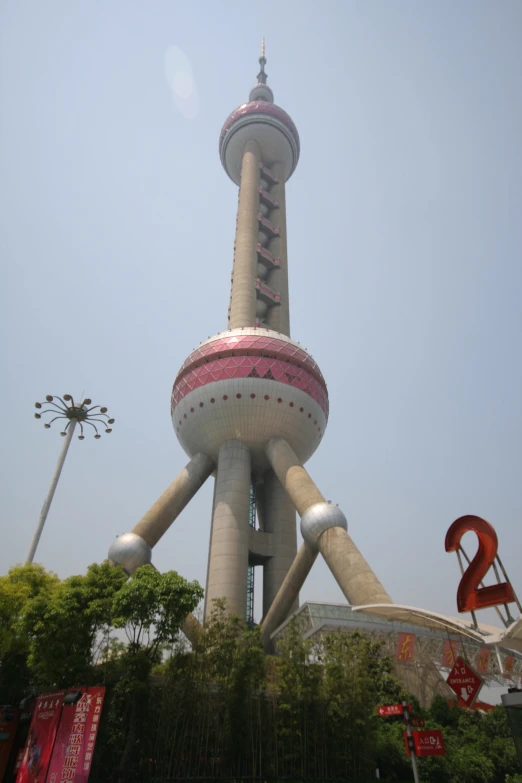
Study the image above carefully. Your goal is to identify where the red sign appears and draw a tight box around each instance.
[0,706,19,780]
[441,640,459,668]
[396,632,416,662]
[410,716,425,728]
[503,655,515,679]
[46,686,105,783]
[16,691,65,783]
[445,515,515,612]
[404,729,445,757]
[377,703,411,717]
[476,647,491,674]
[446,657,483,706]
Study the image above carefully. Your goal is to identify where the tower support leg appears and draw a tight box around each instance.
[205,441,251,621]
[259,470,298,619]
[108,452,214,574]
[132,453,214,547]
[262,437,392,648]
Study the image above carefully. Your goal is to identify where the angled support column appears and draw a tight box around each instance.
[108,452,214,574]
[262,438,391,648]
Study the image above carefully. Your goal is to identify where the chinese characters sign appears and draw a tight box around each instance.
[396,633,416,662]
[46,686,105,783]
[404,729,445,757]
[441,640,459,668]
[503,655,515,679]
[376,703,411,717]
[476,647,491,674]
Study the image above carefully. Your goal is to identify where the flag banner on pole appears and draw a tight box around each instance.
[16,692,65,783]
[45,686,106,783]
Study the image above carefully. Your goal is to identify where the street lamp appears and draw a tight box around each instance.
[26,394,114,564]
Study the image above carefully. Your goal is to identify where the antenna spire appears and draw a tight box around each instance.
[257,37,267,84]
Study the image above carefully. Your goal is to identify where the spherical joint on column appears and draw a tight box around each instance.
[300,502,348,550]
[108,531,152,575]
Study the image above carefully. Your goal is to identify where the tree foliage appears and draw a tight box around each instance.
[1,565,520,783]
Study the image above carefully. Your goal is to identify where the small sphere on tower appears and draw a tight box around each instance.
[219,40,300,184]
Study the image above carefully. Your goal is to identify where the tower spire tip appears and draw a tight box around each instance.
[257,37,267,84]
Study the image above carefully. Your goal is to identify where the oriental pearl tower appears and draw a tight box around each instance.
[108,42,392,645]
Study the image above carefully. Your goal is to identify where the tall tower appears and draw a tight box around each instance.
[108,44,392,640]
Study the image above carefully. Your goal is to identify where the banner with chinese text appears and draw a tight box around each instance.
[503,655,515,679]
[476,647,491,674]
[441,640,458,668]
[16,692,65,783]
[395,633,416,662]
[45,686,105,783]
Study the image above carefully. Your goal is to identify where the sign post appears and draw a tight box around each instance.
[402,701,420,783]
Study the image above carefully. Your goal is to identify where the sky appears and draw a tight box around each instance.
[1,0,521,656]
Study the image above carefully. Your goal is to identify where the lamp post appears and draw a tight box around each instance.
[26,394,114,564]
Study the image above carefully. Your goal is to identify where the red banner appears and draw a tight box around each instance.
[441,640,458,668]
[503,655,515,679]
[16,691,65,783]
[45,687,105,783]
[396,633,416,662]
[0,706,19,780]
[476,647,491,674]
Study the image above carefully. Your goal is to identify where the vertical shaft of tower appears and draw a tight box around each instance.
[205,440,252,620]
[228,140,261,329]
[265,162,290,336]
[260,470,297,618]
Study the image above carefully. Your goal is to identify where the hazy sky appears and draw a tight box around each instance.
[1,1,521,648]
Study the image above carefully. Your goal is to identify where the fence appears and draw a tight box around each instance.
[88,680,378,783]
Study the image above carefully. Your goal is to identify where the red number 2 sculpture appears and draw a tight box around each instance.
[445,515,516,613]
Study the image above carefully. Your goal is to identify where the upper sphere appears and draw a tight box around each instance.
[219,102,300,185]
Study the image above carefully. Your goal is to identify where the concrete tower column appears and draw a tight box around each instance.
[266,161,290,336]
[265,438,324,514]
[132,453,214,547]
[228,140,261,329]
[262,543,317,647]
[318,527,392,606]
[205,440,251,620]
[260,469,298,619]
[262,437,391,646]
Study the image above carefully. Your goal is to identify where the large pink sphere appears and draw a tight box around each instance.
[171,328,328,472]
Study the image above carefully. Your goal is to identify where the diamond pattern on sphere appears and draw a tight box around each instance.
[177,333,325,383]
[172,353,328,418]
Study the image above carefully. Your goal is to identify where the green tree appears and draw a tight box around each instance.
[111,564,203,668]
[0,564,58,701]
[22,561,127,688]
[107,565,203,777]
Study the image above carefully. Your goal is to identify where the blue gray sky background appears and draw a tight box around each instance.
[1,2,521,641]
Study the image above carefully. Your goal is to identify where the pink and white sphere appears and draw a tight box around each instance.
[171,328,328,472]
